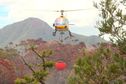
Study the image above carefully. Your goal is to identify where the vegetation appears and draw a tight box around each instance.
[68,0,126,84]
[94,0,126,54]
[0,59,16,84]
[15,40,54,84]
[68,44,126,84]
[1,1,126,83]
[0,47,18,59]
[0,38,85,83]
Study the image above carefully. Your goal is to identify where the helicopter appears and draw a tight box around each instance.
[51,9,90,42]
[0,8,93,42]
[53,9,92,42]
[52,10,72,37]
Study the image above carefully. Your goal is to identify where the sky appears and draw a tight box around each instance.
[0,0,100,36]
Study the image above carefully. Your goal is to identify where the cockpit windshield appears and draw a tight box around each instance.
[55,17,69,26]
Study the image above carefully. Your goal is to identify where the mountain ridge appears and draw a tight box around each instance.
[0,17,105,47]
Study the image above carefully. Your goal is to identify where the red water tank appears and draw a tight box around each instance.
[55,61,67,71]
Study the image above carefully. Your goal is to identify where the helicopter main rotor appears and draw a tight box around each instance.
[54,9,91,16]
[56,10,65,16]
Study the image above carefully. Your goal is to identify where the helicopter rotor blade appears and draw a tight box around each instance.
[63,8,94,12]
[25,8,94,12]
[4,8,95,13]
[50,8,94,12]
[69,24,75,25]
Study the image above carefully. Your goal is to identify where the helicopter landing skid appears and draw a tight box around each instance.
[53,32,56,36]
[52,30,74,43]
[64,35,74,40]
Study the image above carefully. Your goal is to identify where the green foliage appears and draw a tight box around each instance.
[15,70,50,84]
[42,61,54,68]
[38,49,53,57]
[0,48,18,59]
[33,70,48,81]
[15,46,54,84]
[15,76,39,84]
[94,0,126,54]
[68,0,126,83]
[117,39,126,54]
[68,45,126,84]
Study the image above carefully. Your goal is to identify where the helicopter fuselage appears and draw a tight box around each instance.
[53,16,69,31]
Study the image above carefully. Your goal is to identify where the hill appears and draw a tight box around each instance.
[0,17,105,47]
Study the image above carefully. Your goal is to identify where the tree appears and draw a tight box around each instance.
[15,40,54,84]
[68,44,126,84]
[68,0,126,83]
[94,0,126,54]
[0,59,16,84]
[0,48,18,59]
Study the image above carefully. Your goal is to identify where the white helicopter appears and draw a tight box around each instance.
[51,9,90,42]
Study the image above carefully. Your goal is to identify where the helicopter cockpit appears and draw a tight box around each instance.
[53,16,69,31]
[55,16,69,25]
